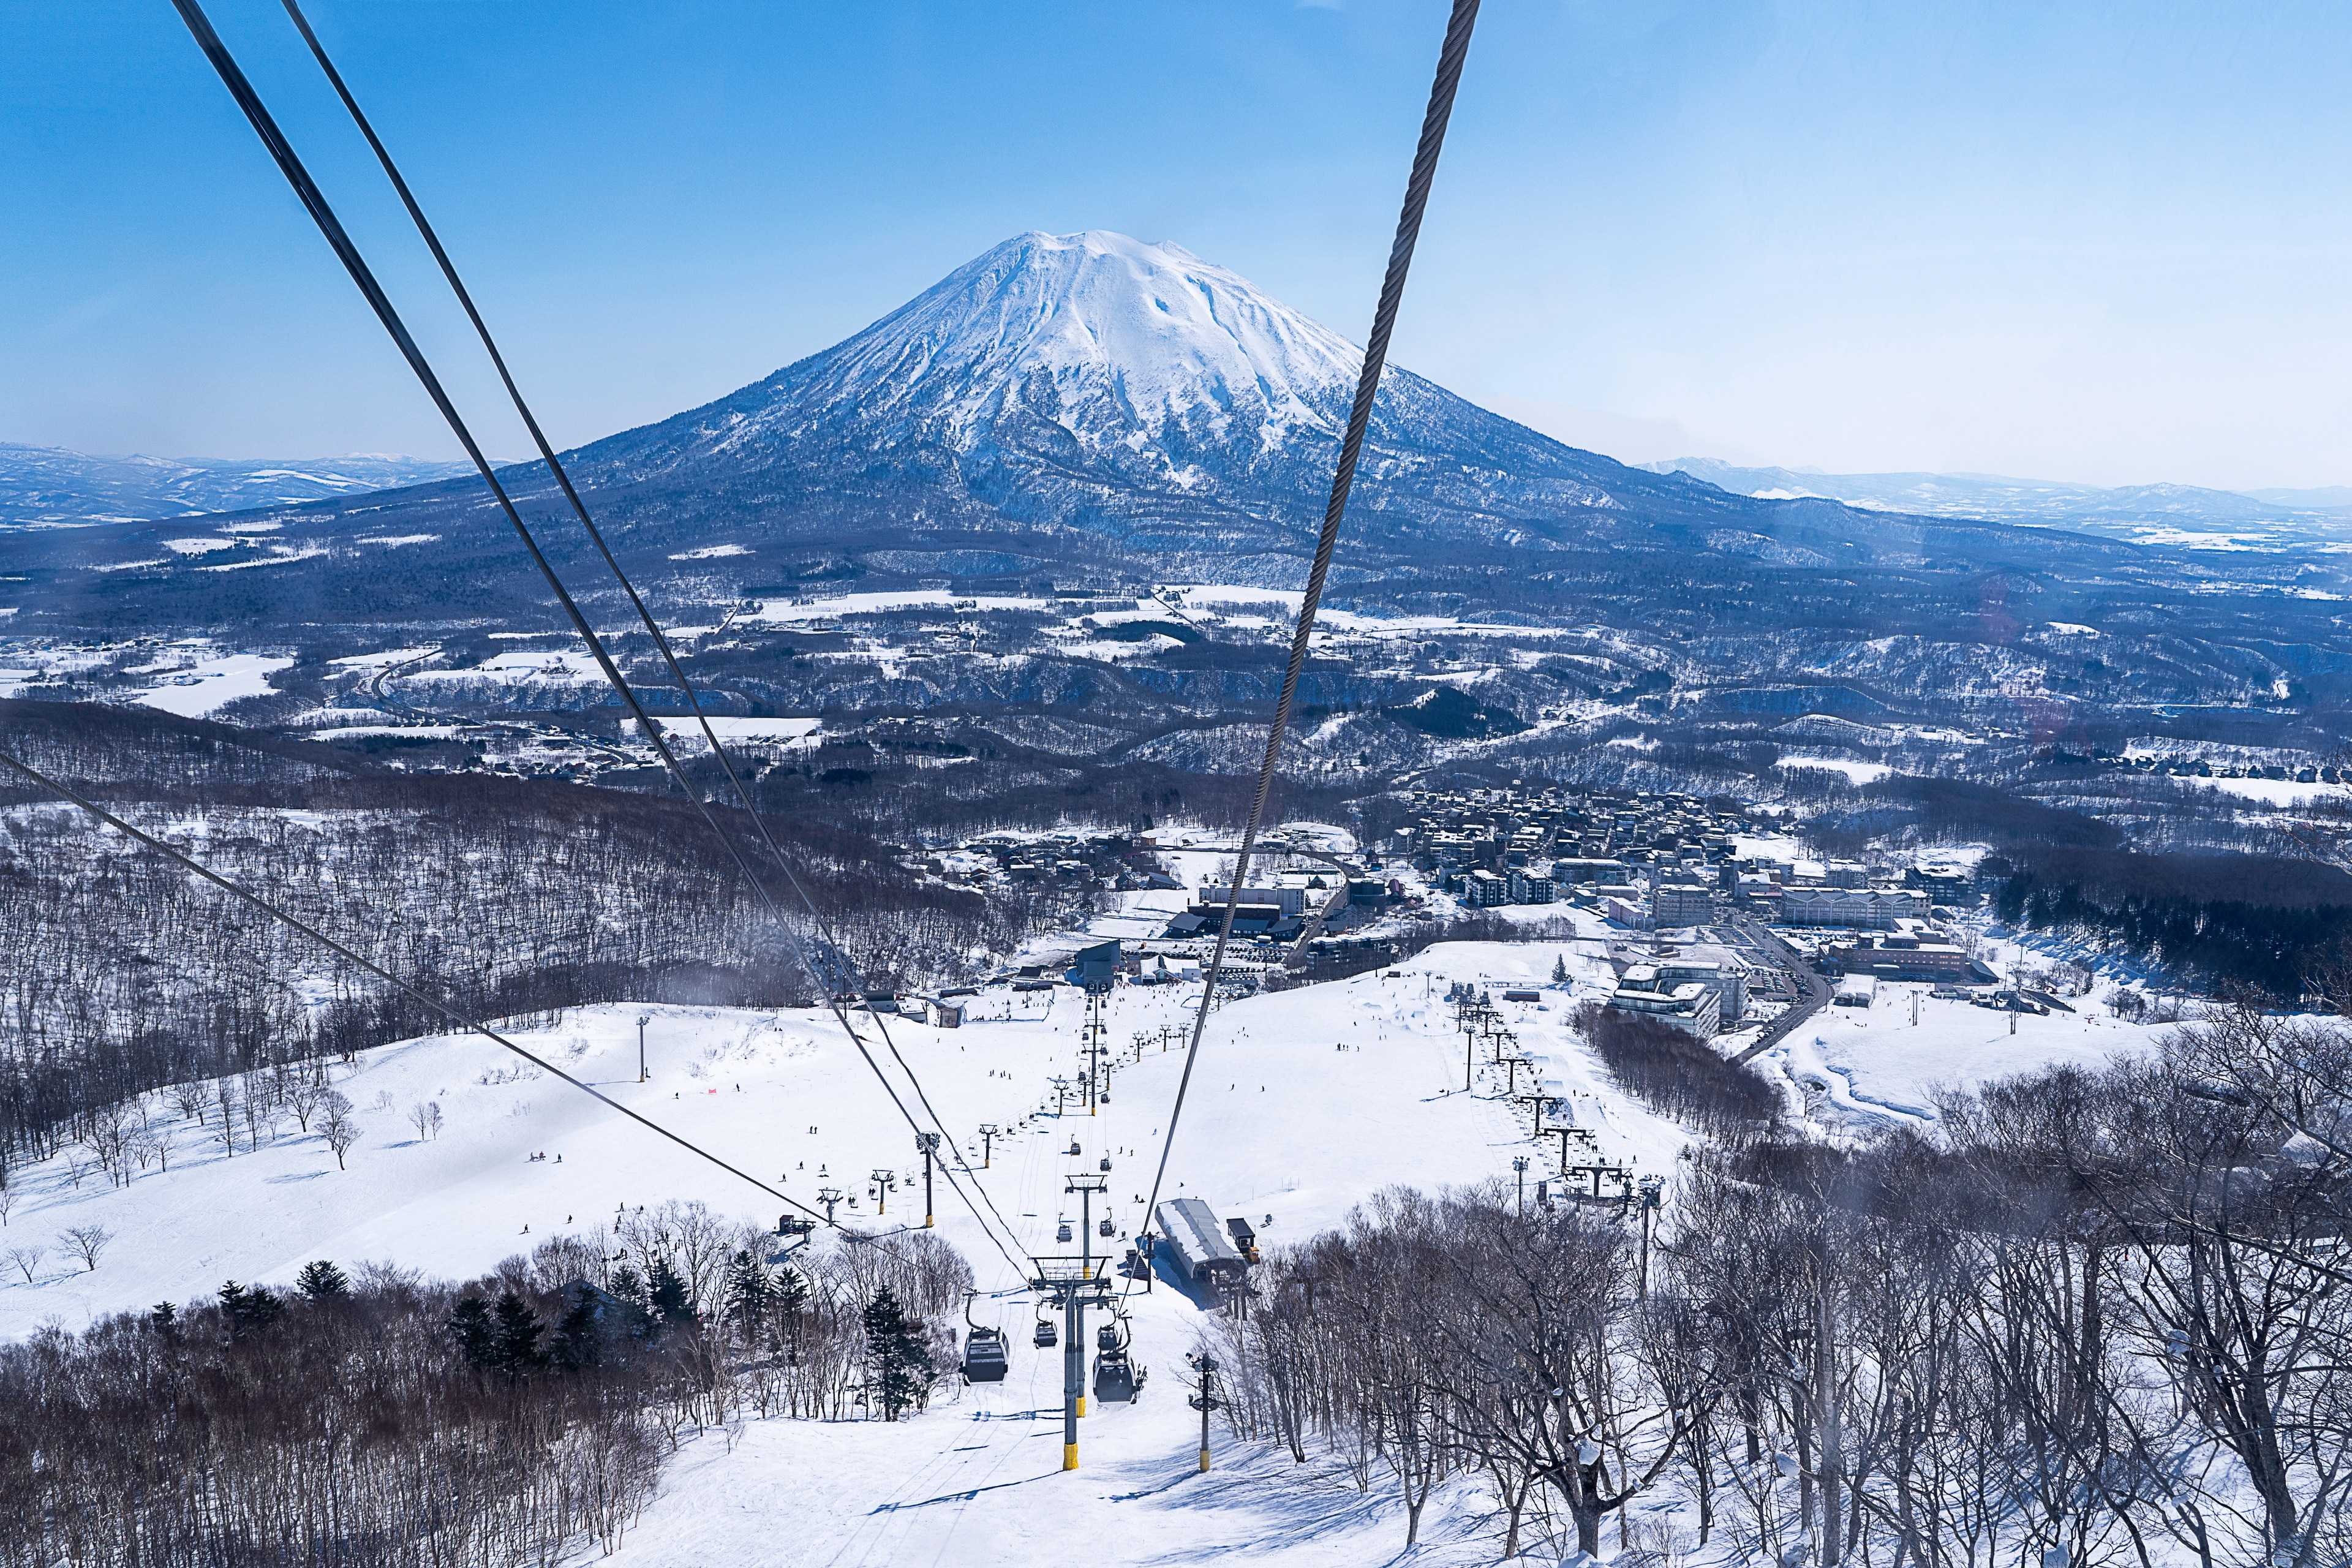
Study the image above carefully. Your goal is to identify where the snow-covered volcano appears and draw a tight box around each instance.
[593,232,1357,493]
[24,231,2003,621]
[566,229,1736,556]
[691,231,1353,477]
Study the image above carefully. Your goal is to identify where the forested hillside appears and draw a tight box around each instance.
[0,701,1080,1170]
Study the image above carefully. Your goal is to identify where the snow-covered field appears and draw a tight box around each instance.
[133,651,295,716]
[2193,775,2352,807]
[653,716,823,744]
[1758,978,2165,1130]
[0,933,2171,1563]
[1771,754,1891,785]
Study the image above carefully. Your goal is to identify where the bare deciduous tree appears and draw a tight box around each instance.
[320,1094,359,1170]
[61,1224,112,1272]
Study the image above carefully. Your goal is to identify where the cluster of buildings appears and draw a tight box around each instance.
[1158,865,1408,951]
[924,831,1179,893]
[1722,856,1970,929]
[1388,786,1754,915]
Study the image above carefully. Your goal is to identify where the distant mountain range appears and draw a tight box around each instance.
[7,230,2348,745]
[2,231,2336,658]
[0,444,475,530]
[1639,457,2352,552]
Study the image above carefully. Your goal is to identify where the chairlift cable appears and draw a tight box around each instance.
[1134,0,1482,1277]
[168,0,1037,1283]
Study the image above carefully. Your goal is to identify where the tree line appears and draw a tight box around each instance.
[0,1202,975,1567]
[0,701,1090,1172]
[1995,845,2352,998]
[1209,1009,2350,1565]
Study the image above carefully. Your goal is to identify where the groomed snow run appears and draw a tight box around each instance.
[0,938,2161,1563]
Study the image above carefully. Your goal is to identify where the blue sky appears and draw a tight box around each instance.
[4,1,2348,488]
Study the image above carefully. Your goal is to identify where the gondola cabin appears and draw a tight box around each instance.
[961,1326,1009,1383]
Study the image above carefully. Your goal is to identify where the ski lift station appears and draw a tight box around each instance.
[1153,1197,1248,1287]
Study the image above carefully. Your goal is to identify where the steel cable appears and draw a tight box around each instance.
[168,0,1036,1281]
[279,0,1036,1283]
[0,747,841,1231]
[1135,0,1482,1273]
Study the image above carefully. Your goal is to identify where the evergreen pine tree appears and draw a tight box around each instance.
[219,1280,284,1342]
[861,1285,932,1421]
[608,1262,656,1339]
[646,1255,695,1333]
[1551,953,1569,984]
[490,1291,545,1376]
[295,1259,350,1301]
[723,1249,770,1341]
[448,1295,497,1370]
[551,1287,602,1370]
[774,1264,812,1362]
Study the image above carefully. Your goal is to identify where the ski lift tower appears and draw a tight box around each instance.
[1030,1256,1117,1471]
[916,1131,941,1228]
[1067,939,1120,1112]
[1065,1172,1110,1281]
[1635,1172,1665,1299]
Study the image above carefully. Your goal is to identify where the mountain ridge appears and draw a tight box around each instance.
[1642,455,2352,551]
[0,443,477,530]
[548,228,1761,559]
[2,230,2287,633]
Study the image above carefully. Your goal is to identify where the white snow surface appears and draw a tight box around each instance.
[1773,754,1891,784]
[133,652,294,717]
[653,716,822,742]
[0,934,2164,1563]
[1755,979,2168,1134]
[755,231,1355,459]
[655,231,1373,494]
[2193,775,2352,806]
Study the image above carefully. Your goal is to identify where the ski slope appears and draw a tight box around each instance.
[0,938,2164,1563]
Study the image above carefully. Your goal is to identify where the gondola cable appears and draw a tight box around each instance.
[276,0,1036,1283]
[164,0,1037,1283]
[1133,0,1482,1283]
[0,747,842,1232]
